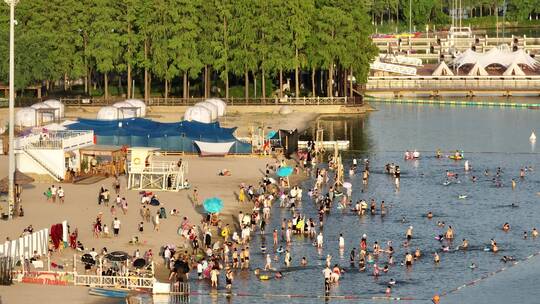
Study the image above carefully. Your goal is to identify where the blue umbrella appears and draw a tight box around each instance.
[277,166,293,177]
[203,197,224,213]
[266,130,277,139]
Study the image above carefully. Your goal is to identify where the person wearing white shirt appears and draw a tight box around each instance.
[113,218,121,236]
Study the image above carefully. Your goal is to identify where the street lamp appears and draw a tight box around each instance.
[4,0,18,219]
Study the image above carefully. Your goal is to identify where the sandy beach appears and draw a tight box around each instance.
[0,153,285,303]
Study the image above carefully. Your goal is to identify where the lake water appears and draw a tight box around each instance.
[183,103,540,304]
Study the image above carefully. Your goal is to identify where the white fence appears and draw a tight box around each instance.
[0,229,49,263]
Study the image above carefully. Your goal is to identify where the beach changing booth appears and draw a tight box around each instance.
[126,147,188,192]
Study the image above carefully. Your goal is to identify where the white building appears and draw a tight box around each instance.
[15,130,94,181]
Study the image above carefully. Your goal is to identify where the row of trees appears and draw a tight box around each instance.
[0,0,377,99]
[368,0,540,27]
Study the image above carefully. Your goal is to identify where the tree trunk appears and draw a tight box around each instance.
[279,68,283,99]
[295,47,300,98]
[183,72,188,99]
[261,66,266,100]
[225,70,229,99]
[253,71,257,98]
[311,69,316,97]
[144,39,149,101]
[206,65,211,97]
[244,69,249,100]
[118,74,123,96]
[127,62,132,99]
[104,73,109,99]
[164,79,169,99]
[349,67,353,98]
[327,63,333,97]
[204,65,208,98]
[64,73,68,91]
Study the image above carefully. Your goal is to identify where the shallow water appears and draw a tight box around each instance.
[185,103,539,304]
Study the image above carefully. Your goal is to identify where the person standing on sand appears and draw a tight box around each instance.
[57,187,65,204]
[121,198,128,214]
[113,217,121,236]
[51,185,57,203]
[153,211,160,231]
[239,186,246,203]
[114,176,121,194]
[192,188,199,206]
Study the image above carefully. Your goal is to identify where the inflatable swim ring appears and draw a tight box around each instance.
[448,156,463,160]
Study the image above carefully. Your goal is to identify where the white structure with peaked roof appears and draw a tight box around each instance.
[468,63,489,76]
[432,61,454,76]
[453,45,539,69]
[503,62,526,76]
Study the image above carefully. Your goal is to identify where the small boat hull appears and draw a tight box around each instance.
[194,141,235,156]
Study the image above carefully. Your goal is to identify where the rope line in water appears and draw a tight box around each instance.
[187,291,430,301]
[365,97,540,108]
[440,250,540,297]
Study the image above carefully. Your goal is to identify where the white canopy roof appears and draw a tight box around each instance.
[453,45,539,69]
[432,61,454,76]
[503,62,525,76]
[468,63,489,76]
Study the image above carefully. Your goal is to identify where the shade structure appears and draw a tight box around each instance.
[203,197,224,213]
[133,258,146,269]
[432,61,454,76]
[0,170,35,192]
[453,44,539,69]
[124,99,147,117]
[112,102,139,118]
[194,102,218,121]
[105,251,129,262]
[503,62,525,76]
[81,253,96,265]
[43,99,65,118]
[97,106,122,120]
[15,107,37,127]
[183,106,212,124]
[276,166,293,177]
[205,98,226,116]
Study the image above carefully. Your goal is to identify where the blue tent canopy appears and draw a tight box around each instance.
[67,118,251,153]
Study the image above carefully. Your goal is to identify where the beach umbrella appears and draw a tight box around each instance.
[342,182,352,189]
[133,258,146,269]
[266,130,277,139]
[81,253,96,265]
[276,166,293,177]
[105,251,129,262]
[0,170,34,192]
[203,197,224,213]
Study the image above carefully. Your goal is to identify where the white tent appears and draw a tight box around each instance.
[43,99,65,117]
[432,61,454,76]
[15,107,37,127]
[205,98,226,116]
[97,106,121,120]
[503,62,526,76]
[453,45,539,69]
[112,101,138,118]
[468,63,489,76]
[124,99,147,117]
[194,102,218,120]
[183,106,212,124]
[30,102,55,123]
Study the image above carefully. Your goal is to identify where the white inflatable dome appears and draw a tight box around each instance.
[184,106,212,124]
[125,99,146,117]
[15,107,37,127]
[194,102,218,121]
[205,98,226,116]
[43,99,65,117]
[97,106,121,120]
[30,102,55,123]
[112,101,138,118]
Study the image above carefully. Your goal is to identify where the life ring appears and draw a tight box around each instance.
[133,158,141,165]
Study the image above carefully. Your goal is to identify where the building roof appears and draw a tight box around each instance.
[453,45,539,69]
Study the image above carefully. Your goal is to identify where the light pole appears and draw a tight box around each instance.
[4,0,18,219]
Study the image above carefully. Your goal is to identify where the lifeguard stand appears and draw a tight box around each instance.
[126,147,188,192]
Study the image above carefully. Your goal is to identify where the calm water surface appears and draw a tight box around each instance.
[185,103,539,304]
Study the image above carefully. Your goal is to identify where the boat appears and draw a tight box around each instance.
[194,141,235,156]
[88,287,129,298]
[530,131,537,142]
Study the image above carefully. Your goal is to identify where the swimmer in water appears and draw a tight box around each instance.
[533,228,539,238]
[389,278,396,285]
[427,211,433,219]
[301,256,307,266]
[523,231,528,239]
[434,252,440,263]
[469,263,476,269]
[502,223,510,232]
[460,238,469,250]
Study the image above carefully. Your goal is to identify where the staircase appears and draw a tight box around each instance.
[22,148,63,182]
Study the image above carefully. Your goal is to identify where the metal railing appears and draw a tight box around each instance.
[74,273,155,289]
[58,96,354,107]
[366,75,540,91]
[15,130,93,150]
